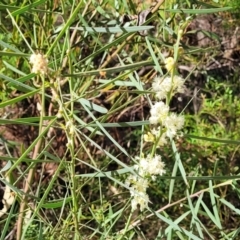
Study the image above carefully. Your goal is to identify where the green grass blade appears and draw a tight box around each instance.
[11,0,47,16]
[0,89,40,108]
[167,7,232,14]
[70,25,154,33]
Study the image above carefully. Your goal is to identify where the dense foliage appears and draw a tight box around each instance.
[0,0,240,239]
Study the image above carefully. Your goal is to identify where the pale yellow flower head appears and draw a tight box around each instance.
[144,128,168,147]
[144,131,155,142]
[135,154,166,177]
[165,57,175,73]
[29,53,48,75]
[149,101,169,125]
[152,75,185,100]
[178,29,183,37]
[165,113,185,137]
[66,120,76,135]
[126,175,149,211]
[126,154,166,211]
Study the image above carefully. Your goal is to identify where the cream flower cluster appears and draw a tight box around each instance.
[126,175,149,212]
[152,75,185,100]
[126,57,185,212]
[149,101,169,125]
[135,154,166,178]
[29,53,48,75]
[148,101,184,138]
[145,58,185,144]
[126,154,165,211]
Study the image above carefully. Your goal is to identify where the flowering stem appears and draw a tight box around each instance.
[151,138,158,157]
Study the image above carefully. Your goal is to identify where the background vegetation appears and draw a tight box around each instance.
[0,0,240,239]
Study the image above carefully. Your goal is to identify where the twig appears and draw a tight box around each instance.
[16,91,46,240]
[16,136,44,240]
